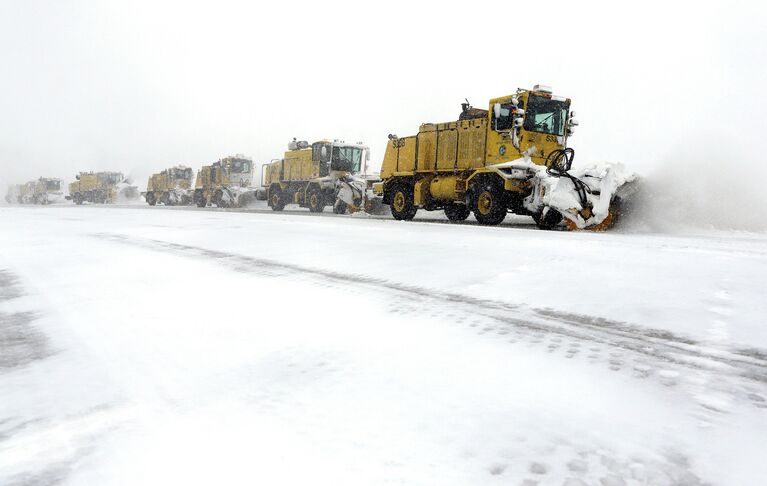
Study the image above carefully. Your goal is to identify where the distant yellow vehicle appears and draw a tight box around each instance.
[262,139,373,213]
[376,86,632,230]
[67,171,138,204]
[28,177,64,204]
[145,166,193,206]
[193,155,254,208]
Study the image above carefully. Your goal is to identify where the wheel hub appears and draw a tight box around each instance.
[393,192,405,212]
[478,191,493,215]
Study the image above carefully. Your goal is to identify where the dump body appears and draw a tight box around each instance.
[376,87,625,229]
[68,171,138,204]
[193,155,254,208]
[263,139,372,213]
[145,166,193,205]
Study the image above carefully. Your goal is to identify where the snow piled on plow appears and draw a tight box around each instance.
[537,162,637,229]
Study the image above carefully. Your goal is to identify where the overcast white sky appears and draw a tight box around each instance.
[1,0,765,189]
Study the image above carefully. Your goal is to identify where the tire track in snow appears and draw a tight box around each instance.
[93,232,767,415]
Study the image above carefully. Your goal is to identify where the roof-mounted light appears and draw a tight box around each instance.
[533,84,553,94]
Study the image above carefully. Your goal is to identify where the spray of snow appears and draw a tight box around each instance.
[620,139,767,233]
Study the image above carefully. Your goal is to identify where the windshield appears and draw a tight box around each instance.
[45,180,60,190]
[172,168,192,179]
[524,94,569,136]
[331,146,362,173]
[230,159,251,173]
[98,173,123,184]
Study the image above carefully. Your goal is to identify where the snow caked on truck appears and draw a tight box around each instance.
[373,85,635,230]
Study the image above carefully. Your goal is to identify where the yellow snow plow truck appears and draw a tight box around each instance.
[263,139,380,214]
[374,86,635,230]
[67,171,139,204]
[145,165,193,206]
[193,155,254,208]
[23,177,64,204]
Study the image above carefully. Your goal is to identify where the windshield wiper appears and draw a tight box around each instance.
[535,112,555,128]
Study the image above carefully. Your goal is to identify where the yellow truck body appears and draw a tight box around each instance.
[145,166,193,205]
[377,87,583,226]
[193,155,254,208]
[30,178,63,204]
[263,139,370,213]
[68,171,137,204]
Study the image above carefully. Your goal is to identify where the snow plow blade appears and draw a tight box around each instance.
[527,149,638,231]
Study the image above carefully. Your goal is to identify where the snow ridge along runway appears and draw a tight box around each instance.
[1,206,766,485]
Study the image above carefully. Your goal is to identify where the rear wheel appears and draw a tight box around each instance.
[471,179,506,225]
[444,203,470,222]
[389,183,417,221]
[307,186,324,213]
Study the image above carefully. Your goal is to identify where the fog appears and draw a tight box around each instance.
[1,0,765,229]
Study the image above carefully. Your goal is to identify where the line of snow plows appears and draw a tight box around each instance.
[5,86,637,230]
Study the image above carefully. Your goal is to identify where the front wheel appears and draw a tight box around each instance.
[333,200,348,214]
[146,192,157,206]
[534,207,563,230]
[307,186,324,213]
[471,179,506,225]
[389,184,417,221]
[270,189,285,211]
[444,203,470,222]
[194,190,206,208]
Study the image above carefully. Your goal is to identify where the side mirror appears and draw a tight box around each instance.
[76,175,80,180]
[514,118,524,128]
[493,103,501,119]
[515,109,525,116]
[365,150,370,162]
[569,119,579,126]
[511,96,519,106]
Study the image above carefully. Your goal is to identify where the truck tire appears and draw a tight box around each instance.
[146,192,157,206]
[194,190,206,208]
[444,203,470,222]
[74,193,83,205]
[213,190,227,208]
[534,207,563,230]
[270,188,286,211]
[333,200,348,214]
[471,179,506,225]
[390,183,417,221]
[307,186,324,213]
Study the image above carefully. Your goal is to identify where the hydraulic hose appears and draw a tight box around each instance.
[545,148,590,211]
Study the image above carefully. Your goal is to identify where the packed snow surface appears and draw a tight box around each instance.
[1,206,766,486]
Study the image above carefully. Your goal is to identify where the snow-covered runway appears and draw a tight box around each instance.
[1,206,766,485]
